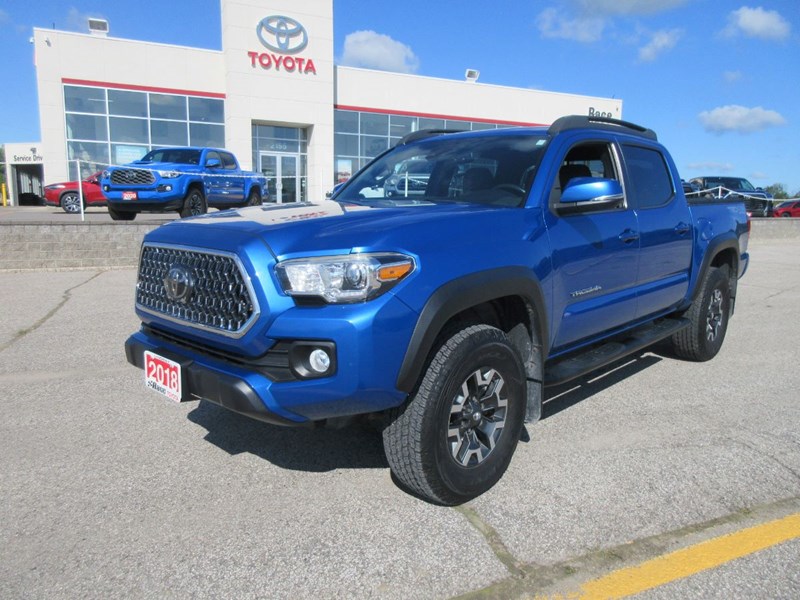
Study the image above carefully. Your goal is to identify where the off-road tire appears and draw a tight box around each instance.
[180,187,207,218]
[107,204,136,221]
[383,324,526,505]
[671,266,731,361]
[246,188,262,206]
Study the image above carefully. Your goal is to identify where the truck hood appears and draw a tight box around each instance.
[144,199,530,259]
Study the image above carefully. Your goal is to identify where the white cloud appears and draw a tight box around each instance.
[686,161,735,172]
[536,8,606,42]
[722,6,791,41]
[638,28,682,62]
[573,0,690,17]
[340,30,419,74]
[723,70,743,83]
[0,9,10,25]
[698,105,787,134]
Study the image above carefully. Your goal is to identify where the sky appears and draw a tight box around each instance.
[1,0,798,194]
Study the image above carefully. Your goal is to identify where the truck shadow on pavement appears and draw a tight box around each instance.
[186,350,666,473]
[542,352,663,420]
[186,400,389,472]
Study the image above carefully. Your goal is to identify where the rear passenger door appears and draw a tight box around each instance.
[620,144,693,319]
[544,137,641,351]
[203,150,225,203]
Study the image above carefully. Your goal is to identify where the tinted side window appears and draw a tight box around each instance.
[221,152,237,170]
[622,145,674,209]
[205,151,221,167]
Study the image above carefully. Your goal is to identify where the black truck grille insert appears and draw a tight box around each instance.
[111,168,155,185]
[136,244,258,337]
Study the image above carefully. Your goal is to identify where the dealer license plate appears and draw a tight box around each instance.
[122,191,138,200]
[144,350,182,403]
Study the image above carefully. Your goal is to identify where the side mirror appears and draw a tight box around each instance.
[206,158,221,169]
[558,178,624,214]
[86,176,99,184]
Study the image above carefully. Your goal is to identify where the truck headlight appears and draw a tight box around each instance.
[158,170,181,179]
[275,253,415,303]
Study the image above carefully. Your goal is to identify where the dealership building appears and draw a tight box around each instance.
[4,0,622,206]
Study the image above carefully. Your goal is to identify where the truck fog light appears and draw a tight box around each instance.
[309,348,331,373]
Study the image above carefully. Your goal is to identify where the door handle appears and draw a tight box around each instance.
[618,229,640,244]
[674,222,691,236]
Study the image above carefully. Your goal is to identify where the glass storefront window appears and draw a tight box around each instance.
[190,123,225,147]
[360,112,388,136]
[334,110,358,133]
[361,135,388,158]
[109,117,149,144]
[334,133,359,157]
[445,120,471,131]
[67,141,109,164]
[150,93,187,120]
[189,97,224,123]
[111,144,148,164]
[64,86,106,114]
[390,115,415,138]
[108,90,147,117]
[418,117,445,130]
[66,114,107,141]
[151,120,189,146]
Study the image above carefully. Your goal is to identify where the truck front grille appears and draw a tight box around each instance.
[111,168,156,185]
[136,244,259,337]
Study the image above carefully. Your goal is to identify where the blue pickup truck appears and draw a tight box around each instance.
[124,116,749,504]
[101,147,267,220]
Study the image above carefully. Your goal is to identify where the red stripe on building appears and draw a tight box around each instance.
[61,78,225,99]
[334,104,545,127]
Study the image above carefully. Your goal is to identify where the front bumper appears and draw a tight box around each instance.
[126,333,301,425]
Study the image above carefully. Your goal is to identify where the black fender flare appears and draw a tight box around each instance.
[692,235,740,303]
[395,267,549,393]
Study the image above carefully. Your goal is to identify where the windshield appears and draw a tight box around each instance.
[706,177,756,191]
[139,149,201,165]
[334,131,549,208]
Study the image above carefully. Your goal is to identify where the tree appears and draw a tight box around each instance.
[0,146,6,192]
[764,183,789,200]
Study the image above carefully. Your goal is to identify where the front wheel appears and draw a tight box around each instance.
[107,204,136,221]
[180,188,207,218]
[60,192,81,213]
[671,266,731,361]
[383,324,526,505]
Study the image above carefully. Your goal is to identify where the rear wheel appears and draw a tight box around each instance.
[180,188,207,218]
[383,324,526,505]
[246,188,262,206]
[108,204,136,221]
[60,192,81,213]
[671,266,730,361]
[782,212,791,218]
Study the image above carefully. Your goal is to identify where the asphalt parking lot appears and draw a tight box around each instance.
[0,239,798,599]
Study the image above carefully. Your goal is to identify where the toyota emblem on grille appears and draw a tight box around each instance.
[164,265,195,304]
[126,171,136,180]
[256,15,308,54]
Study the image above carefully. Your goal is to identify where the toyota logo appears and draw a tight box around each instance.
[256,15,308,54]
[163,265,195,304]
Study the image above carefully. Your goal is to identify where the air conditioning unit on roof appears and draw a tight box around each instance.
[88,18,109,36]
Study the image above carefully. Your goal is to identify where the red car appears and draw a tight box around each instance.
[773,200,800,218]
[43,172,107,213]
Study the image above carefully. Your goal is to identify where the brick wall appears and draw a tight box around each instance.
[0,224,159,271]
[0,218,798,272]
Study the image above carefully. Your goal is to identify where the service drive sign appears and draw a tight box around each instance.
[247,15,317,75]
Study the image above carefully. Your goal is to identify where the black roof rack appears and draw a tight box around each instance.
[548,115,657,141]
[397,129,464,145]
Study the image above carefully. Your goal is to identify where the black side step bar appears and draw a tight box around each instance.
[544,318,689,387]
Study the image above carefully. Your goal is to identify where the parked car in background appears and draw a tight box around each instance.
[689,176,773,217]
[773,200,800,218]
[384,158,434,197]
[43,172,107,213]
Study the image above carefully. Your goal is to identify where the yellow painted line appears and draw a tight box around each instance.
[578,512,800,599]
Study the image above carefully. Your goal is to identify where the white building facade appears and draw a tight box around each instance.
[13,0,622,206]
